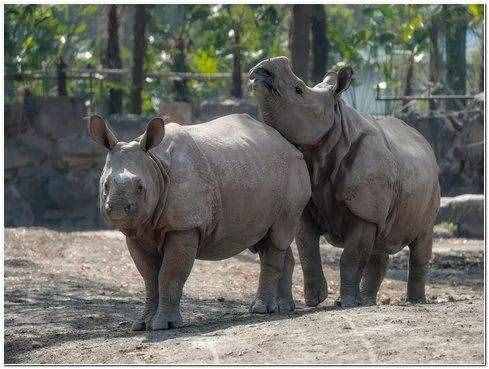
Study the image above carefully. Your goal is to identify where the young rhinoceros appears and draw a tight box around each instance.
[88,113,311,330]
[249,57,440,308]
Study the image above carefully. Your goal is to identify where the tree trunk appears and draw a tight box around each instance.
[105,5,122,115]
[429,13,442,111]
[310,4,329,84]
[173,35,190,102]
[479,34,484,93]
[289,5,311,82]
[402,52,415,107]
[131,5,148,114]
[231,25,242,99]
[56,58,67,96]
[445,5,467,111]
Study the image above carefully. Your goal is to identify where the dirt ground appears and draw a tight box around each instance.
[4,227,485,364]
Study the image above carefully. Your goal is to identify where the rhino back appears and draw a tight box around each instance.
[185,114,309,254]
[150,115,309,259]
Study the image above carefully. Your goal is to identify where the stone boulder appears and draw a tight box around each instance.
[437,195,484,239]
[5,185,34,227]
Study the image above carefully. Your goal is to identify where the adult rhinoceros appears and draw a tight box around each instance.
[88,113,311,330]
[249,57,440,308]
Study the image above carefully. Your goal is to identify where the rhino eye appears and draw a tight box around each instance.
[295,86,303,96]
[135,182,144,194]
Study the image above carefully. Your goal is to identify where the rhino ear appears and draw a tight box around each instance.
[88,114,118,150]
[333,66,354,96]
[140,116,167,152]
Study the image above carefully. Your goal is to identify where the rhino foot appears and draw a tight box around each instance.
[131,320,146,331]
[359,293,377,306]
[304,278,328,307]
[151,311,183,331]
[277,297,295,312]
[407,296,427,304]
[250,297,279,314]
[335,296,360,309]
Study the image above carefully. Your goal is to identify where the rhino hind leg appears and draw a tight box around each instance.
[277,246,296,312]
[359,252,389,305]
[338,218,376,308]
[407,230,433,303]
[295,210,328,307]
[250,238,284,314]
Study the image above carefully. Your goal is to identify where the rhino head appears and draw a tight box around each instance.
[88,115,167,235]
[249,56,353,147]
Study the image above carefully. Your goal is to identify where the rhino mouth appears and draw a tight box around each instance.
[249,67,280,96]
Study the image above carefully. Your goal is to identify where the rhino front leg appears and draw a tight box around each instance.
[339,218,376,308]
[407,230,432,303]
[296,209,327,307]
[152,230,198,331]
[359,252,389,305]
[126,238,160,331]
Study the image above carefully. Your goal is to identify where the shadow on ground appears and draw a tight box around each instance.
[4,256,335,363]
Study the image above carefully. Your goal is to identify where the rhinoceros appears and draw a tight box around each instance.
[249,57,440,307]
[88,113,311,330]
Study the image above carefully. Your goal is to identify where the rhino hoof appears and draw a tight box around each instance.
[304,279,328,307]
[250,297,278,314]
[151,311,183,331]
[336,296,359,308]
[277,298,295,312]
[359,294,377,306]
[407,296,427,304]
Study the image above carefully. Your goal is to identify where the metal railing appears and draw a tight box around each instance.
[4,66,252,114]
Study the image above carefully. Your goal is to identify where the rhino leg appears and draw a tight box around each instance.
[339,219,376,308]
[251,238,285,314]
[152,230,198,331]
[126,238,160,331]
[296,211,327,307]
[277,246,295,312]
[359,252,389,305]
[407,230,433,303]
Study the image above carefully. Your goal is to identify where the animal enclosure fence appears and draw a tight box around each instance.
[4,66,254,116]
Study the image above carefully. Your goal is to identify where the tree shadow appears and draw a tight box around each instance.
[143,303,338,344]
[4,256,335,364]
[316,243,483,288]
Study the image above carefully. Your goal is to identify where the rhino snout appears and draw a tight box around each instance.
[104,200,137,221]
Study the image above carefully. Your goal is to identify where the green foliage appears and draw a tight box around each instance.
[190,48,219,74]
[5,4,484,113]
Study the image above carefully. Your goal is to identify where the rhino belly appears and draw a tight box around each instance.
[196,229,269,261]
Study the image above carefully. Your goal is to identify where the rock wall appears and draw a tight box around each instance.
[5,97,259,229]
[399,106,484,196]
[5,98,152,229]
[5,96,483,229]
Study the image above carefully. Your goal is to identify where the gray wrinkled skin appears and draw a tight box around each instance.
[88,113,311,330]
[249,57,440,308]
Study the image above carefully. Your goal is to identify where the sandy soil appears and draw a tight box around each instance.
[4,227,485,364]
